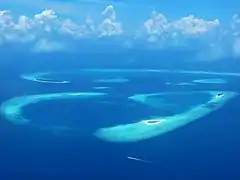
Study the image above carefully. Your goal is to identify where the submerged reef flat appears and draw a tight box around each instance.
[93,78,129,83]
[192,79,226,84]
[0,92,106,125]
[16,69,239,142]
[79,69,240,77]
[94,91,237,142]
[93,86,110,90]
[128,91,210,112]
[21,72,70,84]
[21,69,240,85]
[166,82,196,86]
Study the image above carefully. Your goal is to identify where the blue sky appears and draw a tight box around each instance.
[0,0,240,60]
[1,0,239,20]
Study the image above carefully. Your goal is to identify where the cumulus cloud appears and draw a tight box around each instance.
[98,5,123,37]
[102,5,116,20]
[58,19,85,37]
[143,10,220,44]
[171,15,219,35]
[143,11,168,44]
[0,6,240,59]
[0,6,124,52]
[0,6,123,45]
[144,11,168,35]
[140,10,240,60]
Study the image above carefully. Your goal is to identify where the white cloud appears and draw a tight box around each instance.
[84,16,96,33]
[98,5,123,37]
[58,19,85,37]
[34,9,58,23]
[171,15,219,35]
[0,7,221,44]
[144,11,168,34]
[143,11,169,43]
[143,10,220,44]
[140,10,240,60]
[0,6,240,59]
[0,10,14,41]
[0,6,123,44]
[102,5,116,20]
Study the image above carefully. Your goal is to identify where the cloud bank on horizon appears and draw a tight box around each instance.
[0,4,240,60]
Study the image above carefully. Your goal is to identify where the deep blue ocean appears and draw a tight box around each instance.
[1,49,240,180]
